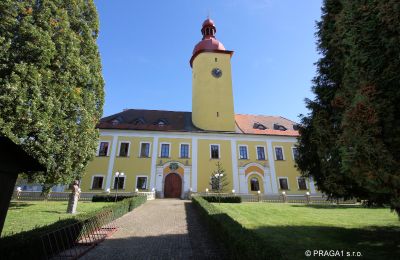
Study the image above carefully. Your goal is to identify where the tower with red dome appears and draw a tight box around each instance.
[191,18,235,132]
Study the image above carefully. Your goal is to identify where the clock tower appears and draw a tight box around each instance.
[190,19,235,132]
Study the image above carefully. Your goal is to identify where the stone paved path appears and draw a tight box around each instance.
[81,199,225,260]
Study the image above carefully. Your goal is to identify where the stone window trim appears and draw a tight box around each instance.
[112,175,126,190]
[159,142,171,158]
[278,177,290,190]
[210,144,220,159]
[117,141,131,157]
[256,145,267,160]
[136,175,148,190]
[291,146,299,161]
[274,146,285,161]
[238,145,248,160]
[179,143,190,158]
[97,141,110,157]
[90,175,105,190]
[139,142,151,158]
[297,177,308,190]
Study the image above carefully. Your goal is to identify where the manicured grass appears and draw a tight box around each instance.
[215,203,400,259]
[2,201,111,236]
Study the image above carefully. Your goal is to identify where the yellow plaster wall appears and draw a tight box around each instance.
[192,52,235,131]
[236,141,268,167]
[197,139,233,192]
[157,138,192,166]
[272,141,309,194]
[81,136,113,192]
[112,136,153,192]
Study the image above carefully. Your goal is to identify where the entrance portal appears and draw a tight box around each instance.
[164,173,182,198]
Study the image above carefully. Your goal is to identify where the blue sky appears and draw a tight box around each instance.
[94,0,322,122]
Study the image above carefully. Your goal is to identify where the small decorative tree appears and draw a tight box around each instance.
[209,161,229,204]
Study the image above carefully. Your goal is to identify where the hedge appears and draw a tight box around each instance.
[201,195,241,203]
[0,196,147,259]
[192,196,284,260]
[92,195,135,202]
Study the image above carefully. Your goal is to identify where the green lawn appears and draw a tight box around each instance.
[2,201,111,237]
[215,203,400,259]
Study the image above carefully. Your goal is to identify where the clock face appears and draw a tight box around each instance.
[211,68,222,78]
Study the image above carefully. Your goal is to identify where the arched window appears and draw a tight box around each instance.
[250,177,260,191]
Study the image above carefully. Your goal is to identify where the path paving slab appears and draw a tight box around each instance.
[81,199,225,260]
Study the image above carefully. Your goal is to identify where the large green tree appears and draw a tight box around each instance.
[297,0,400,216]
[0,0,104,190]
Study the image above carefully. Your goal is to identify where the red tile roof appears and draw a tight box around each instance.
[97,109,299,137]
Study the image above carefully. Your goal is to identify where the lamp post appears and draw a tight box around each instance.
[114,171,124,202]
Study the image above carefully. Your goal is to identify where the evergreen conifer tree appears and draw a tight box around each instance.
[296,0,400,216]
[0,0,104,190]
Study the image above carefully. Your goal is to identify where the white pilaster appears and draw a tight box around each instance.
[191,137,198,192]
[238,168,248,194]
[264,168,273,194]
[150,136,159,190]
[266,140,279,194]
[183,167,191,198]
[309,177,316,194]
[105,135,119,190]
[230,140,239,192]
[155,166,163,194]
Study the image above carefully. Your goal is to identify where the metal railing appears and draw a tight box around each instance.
[40,209,117,259]
[193,192,357,204]
[11,191,156,201]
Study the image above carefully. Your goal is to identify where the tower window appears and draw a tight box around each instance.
[215,57,218,62]
[210,145,220,159]
[217,112,219,117]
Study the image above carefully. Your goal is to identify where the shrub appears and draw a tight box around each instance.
[92,195,135,202]
[201,196,241,203]
[192,196,283,259]
[0,196,147,259]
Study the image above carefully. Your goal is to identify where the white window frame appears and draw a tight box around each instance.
[139,142,151,158]
[296,177,308,190]
[112,175,126,190]
[91,175,105,190]
[118,141,131,157]
[291,146,299,161]
[274,146,285,161]
[278,177,290,190]
[238,145,248,160]
[136,175,148,190]
[209,144,221,159]
[97,141,110,156]
[255,145,267,160]
[159,142,171,158]
[179,143,191,158]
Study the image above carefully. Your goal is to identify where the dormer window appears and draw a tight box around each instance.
[155,119,168,126]
[253,122,267,130]
[111,119,119,126]
[293,124,300,131]
[133,117,145,125]
[273,124,287,131]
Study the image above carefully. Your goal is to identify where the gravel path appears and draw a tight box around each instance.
[81,199,225,260]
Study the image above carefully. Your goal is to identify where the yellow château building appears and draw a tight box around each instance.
[80,19,317,198]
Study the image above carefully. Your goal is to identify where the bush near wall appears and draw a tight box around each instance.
[201,196,241,203]
[0,196,147,260]
[92,195,135,202]
[192,196,284,260]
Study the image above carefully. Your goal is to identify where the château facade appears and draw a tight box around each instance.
[80,19,318,198]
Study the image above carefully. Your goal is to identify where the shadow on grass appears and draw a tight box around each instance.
[289,204,386,209]
[8,202,33,209]
[253,225,400,259]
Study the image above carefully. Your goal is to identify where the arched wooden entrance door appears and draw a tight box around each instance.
[164,173,182,198]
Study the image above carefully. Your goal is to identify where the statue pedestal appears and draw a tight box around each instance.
[66,193,79,214]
